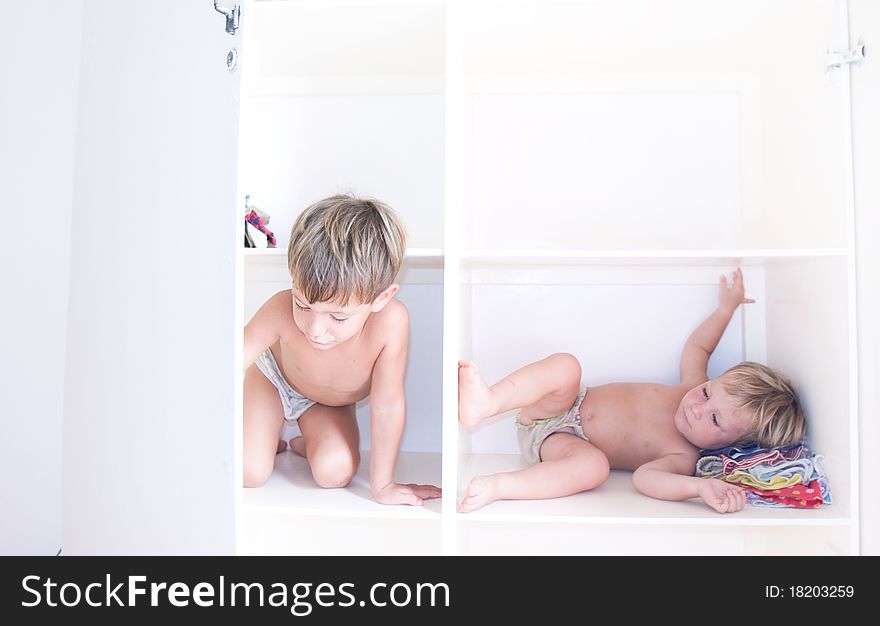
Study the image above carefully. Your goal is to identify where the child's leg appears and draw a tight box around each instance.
[458,433,610,513]
[459,353,581,427]
[243,364,286,487]
[295,403,360,489]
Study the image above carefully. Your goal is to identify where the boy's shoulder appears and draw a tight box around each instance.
[262,289,293,316]
[368,298,409,342]
[250,289,293,328]
[268,288,292,303]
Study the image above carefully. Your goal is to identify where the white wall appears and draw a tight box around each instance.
[467,92,742,250]
[62,0,240,554]
[238,95,445,250]
[464,267,746,454]
[0,1,84,555]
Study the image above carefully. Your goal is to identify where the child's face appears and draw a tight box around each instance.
[674,376,754,449]
[290,288,374,350]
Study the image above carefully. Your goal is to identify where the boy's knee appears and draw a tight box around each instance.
[548,352,582,388]
[243,460,274,488]
[310,448,360,489]
[583,452,611,490]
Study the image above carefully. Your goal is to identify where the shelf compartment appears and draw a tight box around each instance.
[456,255,854,547]
[240,451,442,554]
[251,0,445,93]
[242,450,441,519]
[460,0,849,251]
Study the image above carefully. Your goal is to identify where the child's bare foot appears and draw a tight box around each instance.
[458,475,499,513]
[458,360,496,427]
[276,440,287,454]
[288,436,307,458]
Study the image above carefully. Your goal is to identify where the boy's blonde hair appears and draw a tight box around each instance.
[287,194,407,306]
[721,361,806,448]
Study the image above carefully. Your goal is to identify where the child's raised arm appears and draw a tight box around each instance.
[679,268,755,385]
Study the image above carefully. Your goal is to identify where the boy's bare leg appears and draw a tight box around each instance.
[243,364,286,487]
[459,353,582,427]
[296,403,361,489]
[459,434,610,512]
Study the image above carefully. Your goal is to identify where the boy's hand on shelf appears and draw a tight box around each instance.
[373,482,442,506]
[697,478,746,513]
[719,267,755,314]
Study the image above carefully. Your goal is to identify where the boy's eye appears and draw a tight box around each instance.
[702,387,709,400]
[294,303,310,311]
[330,316,348,324]
[712,414,719,427]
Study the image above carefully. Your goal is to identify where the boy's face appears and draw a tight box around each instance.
[674,376,754,449]
[290,286,395,350]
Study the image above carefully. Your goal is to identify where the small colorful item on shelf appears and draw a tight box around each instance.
[695,441,831,509]
[244,194,277,248]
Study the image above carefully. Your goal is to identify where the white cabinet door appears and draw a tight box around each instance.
[0,2,85,557]
[63,0,242,554]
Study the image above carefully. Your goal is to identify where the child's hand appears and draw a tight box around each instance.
[719,267,755,314]
[697,478,746,513]
[373,482,442,506]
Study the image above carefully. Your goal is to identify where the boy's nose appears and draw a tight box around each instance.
[307,320,327,339]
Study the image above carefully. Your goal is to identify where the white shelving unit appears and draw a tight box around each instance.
[237,0,859,555]
[447,0,858,556]
[237,0,446,555]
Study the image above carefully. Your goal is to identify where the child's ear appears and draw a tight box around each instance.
[370,283,400,312]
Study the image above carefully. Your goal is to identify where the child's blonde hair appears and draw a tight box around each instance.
[287,194,407,306]
[721,361,806,448]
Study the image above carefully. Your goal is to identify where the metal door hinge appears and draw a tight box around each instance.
[826,38,866,71]
[214,1,241,36]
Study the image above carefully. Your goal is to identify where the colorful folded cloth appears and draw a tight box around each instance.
[720,445,810,475]
[699,442,764,459]
[725,471,803,490]
[695,442,831,508]
[741,480,825,509]
[695,455,723,479]
[742,457,818,484]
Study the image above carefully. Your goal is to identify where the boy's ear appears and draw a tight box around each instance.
[370,283,399,312]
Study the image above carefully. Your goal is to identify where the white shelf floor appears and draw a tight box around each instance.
[238,450,443,555]
[458,454,847,526]
[236,451,848,555]
[242,449,442,519]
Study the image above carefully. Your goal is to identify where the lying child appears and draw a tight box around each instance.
[458,268,805,513]
[244,194,441,506]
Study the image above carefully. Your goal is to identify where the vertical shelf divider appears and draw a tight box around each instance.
[441,0,464,556]
[838,0,861,556]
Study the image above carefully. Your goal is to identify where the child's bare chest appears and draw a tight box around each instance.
[580,383,693,470]
[273,339,379,406]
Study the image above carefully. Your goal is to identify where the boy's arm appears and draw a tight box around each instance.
[243,293,284,371]
[679,267,754,384]
[369,304,441,506]
[633,453,746,513]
